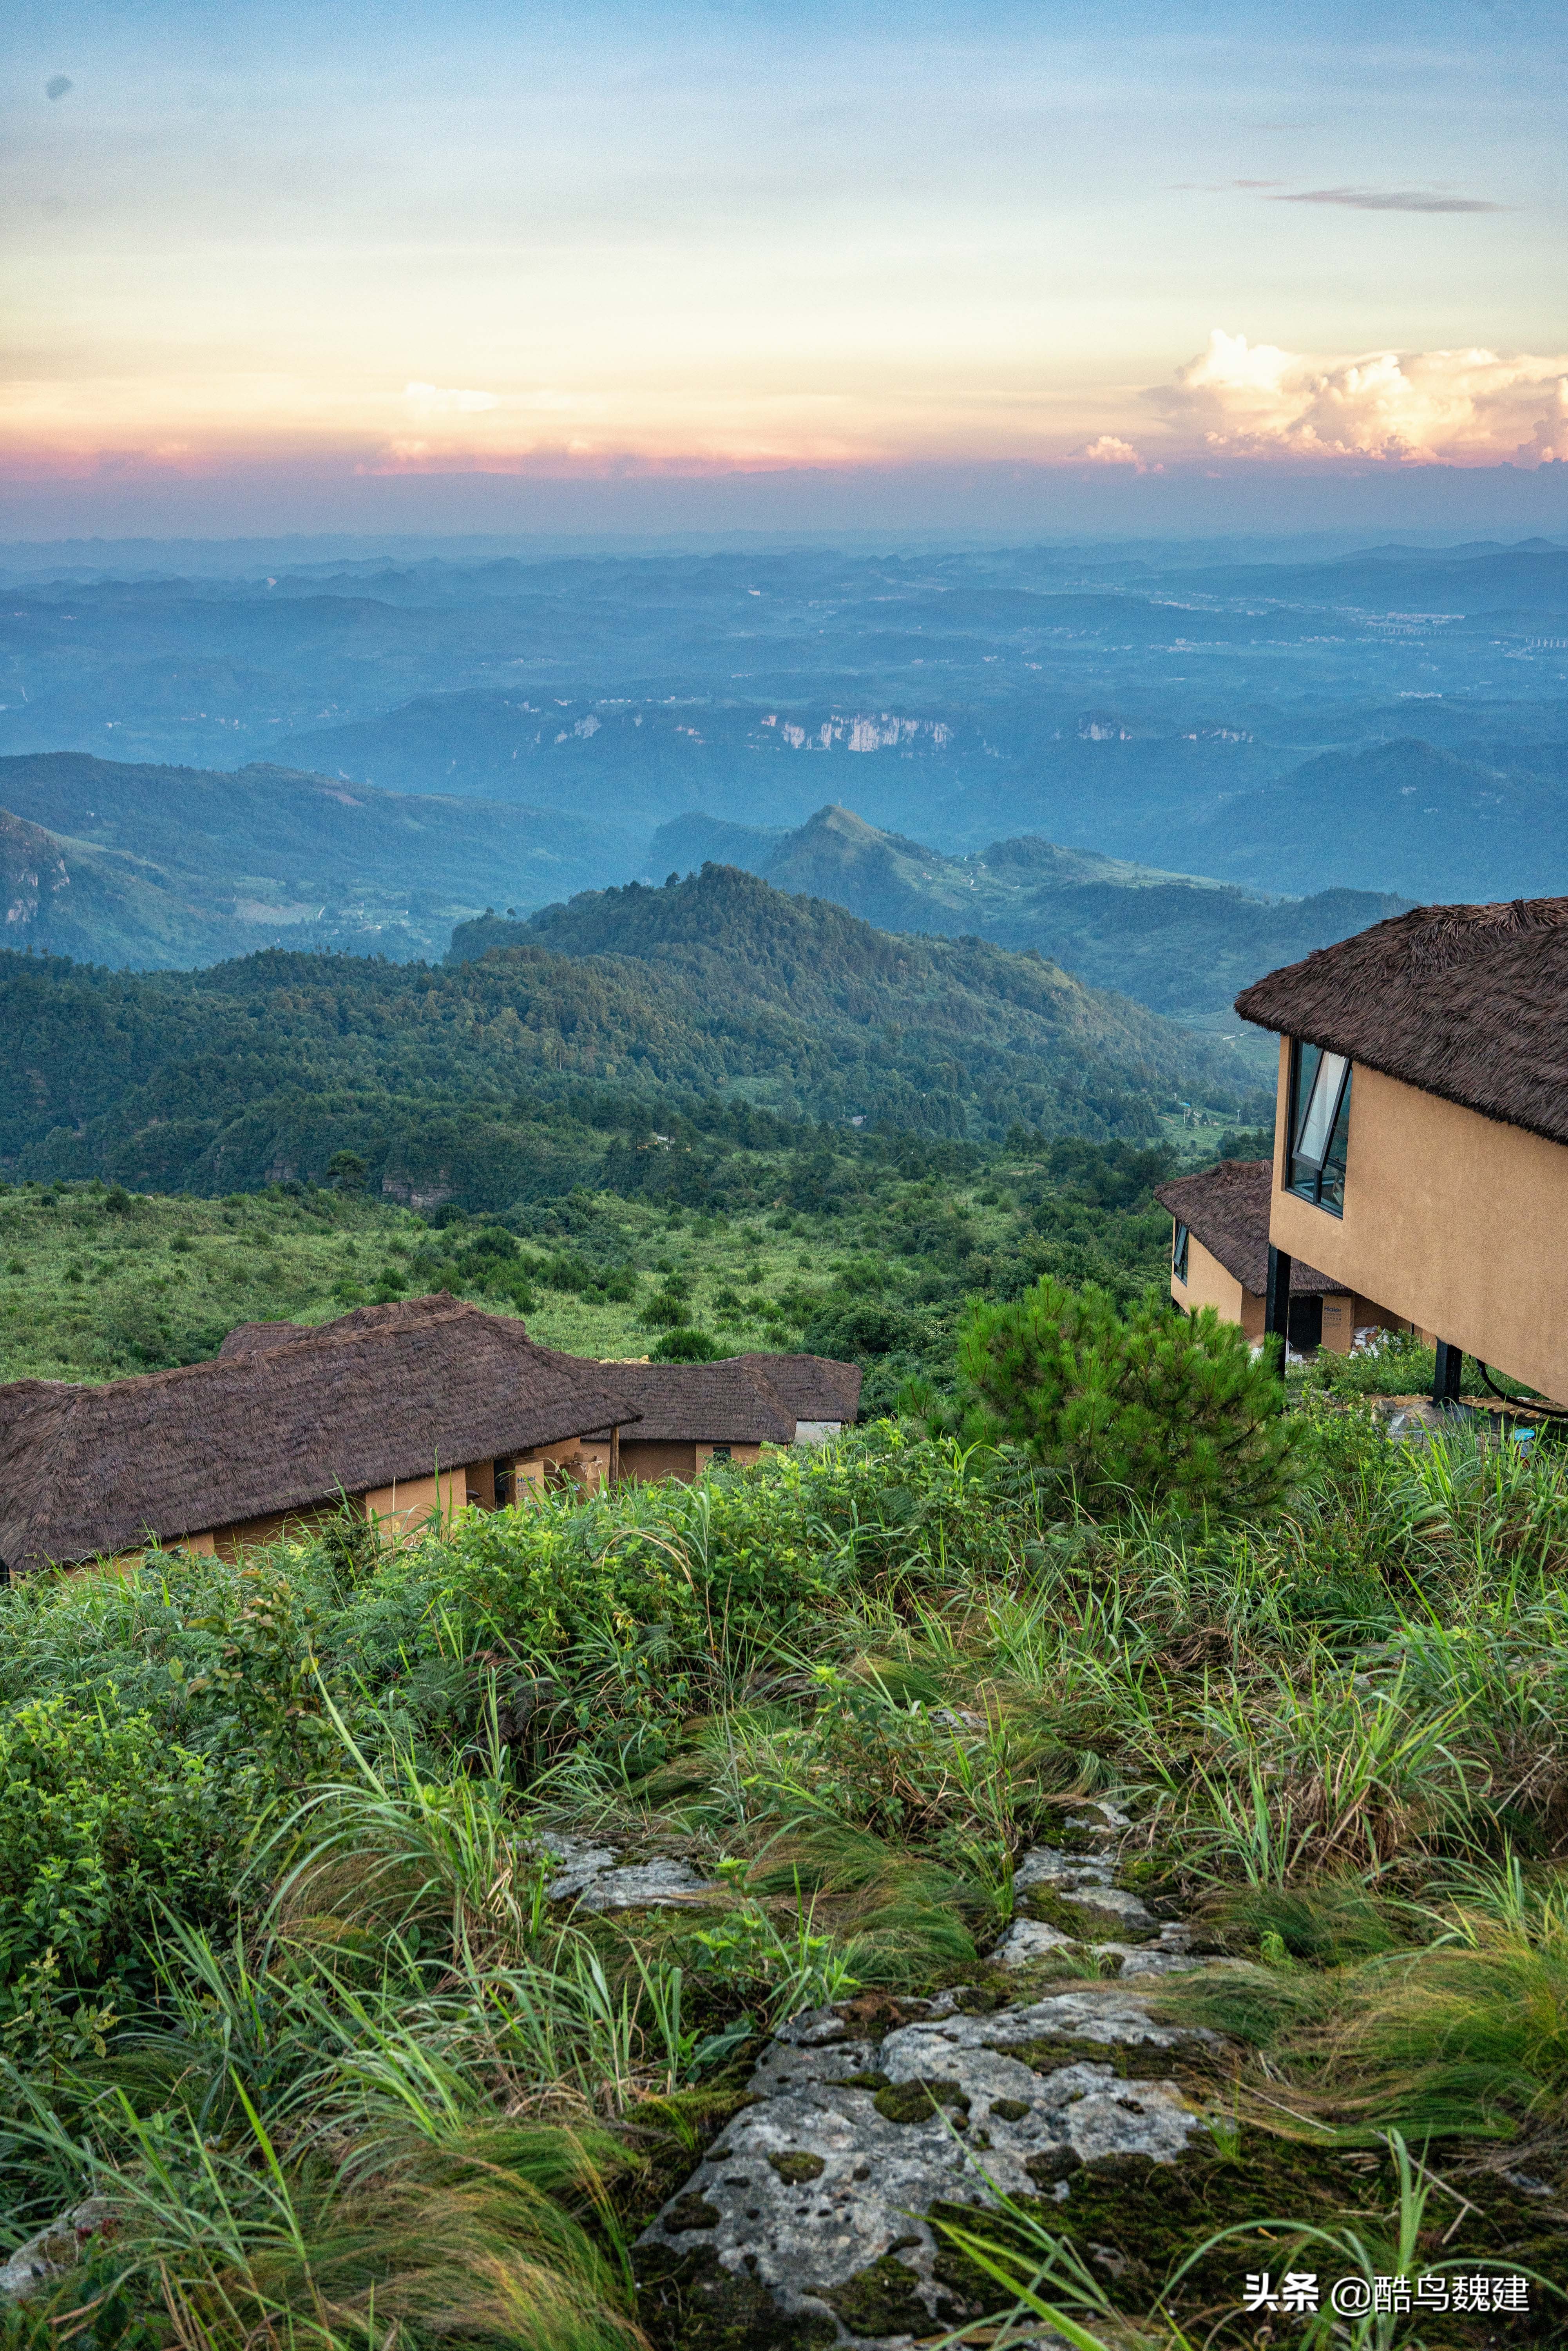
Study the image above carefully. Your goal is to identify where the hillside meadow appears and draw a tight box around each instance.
[0,1119,1204,1417]
[2,1398,1567,2347]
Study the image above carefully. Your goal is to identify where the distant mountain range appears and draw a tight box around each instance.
[635,804,1410,1020]
[0,752,634,966]
[3,539,1566,914]
[1171,737,1568,900]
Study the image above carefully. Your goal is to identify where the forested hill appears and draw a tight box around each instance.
[1,871,1251,1201]
[0,751,632,967]
[450,860,1246,1117]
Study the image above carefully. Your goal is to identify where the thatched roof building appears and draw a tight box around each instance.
[731,1351,862,1428]
[588,1358,797,1449]
[1153,1161,1336,1298]
[1234,897,1568,1148]
[0,1295,639,1579]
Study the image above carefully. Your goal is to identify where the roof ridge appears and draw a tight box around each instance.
[1235,894,1568,1152]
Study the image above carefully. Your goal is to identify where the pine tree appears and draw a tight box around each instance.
[955,1275,1296,1517]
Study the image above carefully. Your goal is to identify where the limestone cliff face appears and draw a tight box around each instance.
[0,807,71,936]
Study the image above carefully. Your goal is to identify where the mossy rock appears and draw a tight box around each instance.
[635,2243,838,2351]
[766,2150,825,2185]
[1052,1824,1103,1857]
[821,2253,933,2337]
[918,1966,1014,2011]
[873,2076,972,2125]
[996,2032,1187,2082]
[929,2191,1078,2310]
[616,2088,760,2236]
[664,2192,723,2233]
[989,2096,1031,2122]
[1018,1885,1158,1944]
[828,2068,890,2091]
[1040,2141,1382,2325]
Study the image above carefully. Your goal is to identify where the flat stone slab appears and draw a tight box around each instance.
[1055,1884,1159,1933]
[636,1992,1215,2344]
[1013,1842,1116,1893]
[1011,1844,1159,1938]
[540,1832,720,1910]
[994,1918,1080,1967]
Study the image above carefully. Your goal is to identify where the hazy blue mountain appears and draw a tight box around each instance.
[2,538,1565,909]
[0,753,636,965]
[0,805,265,967]
[640,803,1410,1021]
[1170,738,1568,900]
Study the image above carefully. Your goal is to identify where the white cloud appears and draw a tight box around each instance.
[1149,330,1568,464]
[402,380,500,414]
[1078,434,1147,469]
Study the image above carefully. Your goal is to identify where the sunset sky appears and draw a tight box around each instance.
[4,0,1565,534]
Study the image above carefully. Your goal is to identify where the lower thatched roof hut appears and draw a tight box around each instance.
[0,1294,639,1580]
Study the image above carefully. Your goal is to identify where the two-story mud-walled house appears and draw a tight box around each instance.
[1232,896,1568,1406]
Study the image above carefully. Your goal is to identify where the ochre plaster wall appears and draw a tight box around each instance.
[695,1442,763,1473]
[362,1466,466,1537]
[1267,1040,1568,1401]
[208,1506,339,1561]
[618,1440,699,1484]
[1171,1231,1261,1340]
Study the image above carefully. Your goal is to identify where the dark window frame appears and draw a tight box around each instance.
[1172,1221,1190,1284]
[1286,1039,1352,1216]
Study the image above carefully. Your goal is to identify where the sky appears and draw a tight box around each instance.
[3,0,1566,537]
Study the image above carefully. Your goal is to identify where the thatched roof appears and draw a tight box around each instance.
[1234,897,1568,1148]
[1155,1161,1338,1298]
[732,1351,862,1424]
[219,1321,308,1355]
[597,1358,797,1447]
[0,1295,639,1578]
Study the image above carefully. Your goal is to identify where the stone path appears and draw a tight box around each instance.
[635,1805,1232,2348]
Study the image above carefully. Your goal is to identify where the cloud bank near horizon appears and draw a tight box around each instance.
[9,330,1563,489]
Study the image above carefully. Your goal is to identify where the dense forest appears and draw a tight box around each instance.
[0,867,1258,1201]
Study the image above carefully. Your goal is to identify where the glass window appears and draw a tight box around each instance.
[1172,1221,1189,1283]
[1287,1042,1352,1215]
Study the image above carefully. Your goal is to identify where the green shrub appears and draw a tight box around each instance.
[955,1275,1297,1517]
[0,1696,231,2063]
[650,1326,721,1362]
[642,1290,689,1327]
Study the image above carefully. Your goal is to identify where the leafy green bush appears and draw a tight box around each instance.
[954,1275,1297,1517]
[650,1326,721,1362]
[642,1289,689,1327]
[803,1295,925,1360]
[0,1697,231,2064]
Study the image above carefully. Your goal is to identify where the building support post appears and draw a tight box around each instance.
[1433,1341,1464,1409]
[1264,1245,1292,1348]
